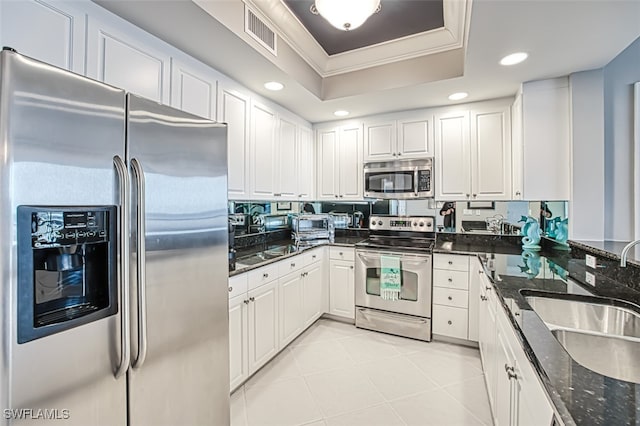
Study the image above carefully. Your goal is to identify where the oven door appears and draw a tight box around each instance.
[355,249,432,317]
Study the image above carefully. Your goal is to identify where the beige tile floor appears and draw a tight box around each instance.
[231,319,493,426]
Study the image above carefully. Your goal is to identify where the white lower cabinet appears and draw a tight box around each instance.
[302,261,325,327]
[247,279,279,374]
[328,248,355,319]
[228,293,249,391]
[476,258,555,426]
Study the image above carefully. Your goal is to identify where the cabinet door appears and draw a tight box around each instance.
[479,274,498,411]
[471,105,512,200]
[511,94,524,200]
[248,281,278,373]
[302,263,324,327]
[298,126,315,200]
[86,17,170,104]
[435,111,471,200]
[1,0,85,73]
[316,127,339,200]
[364,120,396,161]
[229,295,249,391]
[329,260,355,319]
[398,114,433,158]
[468,259,482,342]
[339,124,363,200]
[170,58,217,119]
[495,319,515,426]
[276,116,298,198]
[218,86,250,199]
[278,272,304,348]
[250,101,276,198]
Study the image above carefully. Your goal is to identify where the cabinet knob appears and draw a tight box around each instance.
[350,266,354,270]
[228,287,233,292]
[466,194,470,198]
[448,261,453,265]
[478,270,483,274]
[249,297,255,302]
[447,320,452,325]
[480,295,487,301]
[473,194,477,198]
[339,252,343,256]
[485,286,491,291]
[448,278,453,282]
[515,191,521,196]
[448,296,453,301]
[392,153,397,156]
[339,195,344,198]
[312,255,316,259]
[244,300,250,304]
[335,195,339,198]
[263,273,269,278]
[397,152,402,156]
[291,262,296,267]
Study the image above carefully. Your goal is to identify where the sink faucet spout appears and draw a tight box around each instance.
[620,239,640,267]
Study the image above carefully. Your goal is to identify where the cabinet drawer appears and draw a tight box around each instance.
[433,305,468,340]
[433,269,469,290]
[228,274,248,299]
[433,287,469,309]
[278,256,304,276]
[433,254,469,271]
[303,248,324,266]
[248,263,279,291]
[330,247,355,261]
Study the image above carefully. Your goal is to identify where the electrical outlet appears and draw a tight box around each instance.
[585,271,596,286]
[585,254,597,269]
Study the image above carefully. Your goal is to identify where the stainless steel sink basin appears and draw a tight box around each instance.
[524,293,640,383]
[551,329,640,383]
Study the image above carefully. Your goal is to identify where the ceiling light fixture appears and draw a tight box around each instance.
[448,92,468,101]
[334,110,349,117]
[500,52,529,66]
[310,0,381,31]
[264,81,284,91]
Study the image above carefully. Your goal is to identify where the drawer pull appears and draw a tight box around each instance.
[448,320,452,325]
[263,273,269,278]
[243,300,249,304]
[339,252,343,256]
[448,278,453,282]
[480,295,487,301]
[249,297,255,302]
[228,287,233,292]
[448,296,453,301]
[312,255,316,259]
[448,261,453,265]
[485,286,491,291]
[291,263,296,267]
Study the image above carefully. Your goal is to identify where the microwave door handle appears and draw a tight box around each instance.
[130,158,148,370]
[113,155,131,379]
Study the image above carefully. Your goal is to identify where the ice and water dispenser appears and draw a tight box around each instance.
[17,206,118,343]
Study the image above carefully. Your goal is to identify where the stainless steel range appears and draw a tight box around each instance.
[355,216,435,341]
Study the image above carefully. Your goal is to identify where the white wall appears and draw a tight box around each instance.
[603,36,640,241]
[569,69,605,241]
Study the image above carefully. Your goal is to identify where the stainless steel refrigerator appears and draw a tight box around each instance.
[0,49,230,425]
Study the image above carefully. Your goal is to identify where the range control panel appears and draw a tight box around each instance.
[369,216,435,232]
[30,209,110,248]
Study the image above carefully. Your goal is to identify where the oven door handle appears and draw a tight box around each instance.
[356,250,432,262]
[357,307,429,324]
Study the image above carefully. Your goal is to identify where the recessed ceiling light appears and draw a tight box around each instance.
[448,92,468,101]
[500,52,528,66]
[334,110,349,117]
[264,81,284,91]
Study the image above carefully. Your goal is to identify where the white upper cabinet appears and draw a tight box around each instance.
[218,85,250,199]
[435,100,512,201]
[170,58,217,119]
[435,110,472,200]
[1,0,85,74]
[249,100,277,198]
[275,115,298,198]
[86,15,171,104]
[470,103,512,200]
[364,112,432,161]
[316,122,363,201]
[513,77,570,201]
[297,126,315,200]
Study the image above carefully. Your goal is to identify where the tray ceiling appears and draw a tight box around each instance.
[282,0,445,55]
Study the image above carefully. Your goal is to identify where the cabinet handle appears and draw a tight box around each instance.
[397,152,402,156]
[515,191,521,196]
[448,261,453,265]
[312,255,316,259]
[392,153,397,156]
[263,273,269,278]
[339,252,343,256]
[244,300,249,304]
[249,297,255,302]
[447,320,452,325]
[228,287,233,292]
[448,296,453,301]
[291,262,296,267]
[485,286,491,291]
[274,193,282,197]
[339,195,344,198]
[466,194,470,198]
[335,195,339,198]
[480,295,487,301]
[473,194,477,198]
[350,266,354,270]
[448,278,453,282]
[478,270,483,274]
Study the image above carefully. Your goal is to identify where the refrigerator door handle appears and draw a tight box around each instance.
[113,155,131,378]
[130,158,148,370]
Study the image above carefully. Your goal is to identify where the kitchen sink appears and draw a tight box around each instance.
[523,291,640,383]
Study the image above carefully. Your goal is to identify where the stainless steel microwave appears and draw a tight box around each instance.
[363,158,434,199]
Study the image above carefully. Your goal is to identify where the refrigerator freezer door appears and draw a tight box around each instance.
[0,51,127,424]
[126,95,229,425]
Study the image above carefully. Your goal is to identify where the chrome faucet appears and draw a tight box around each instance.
[620,239,640,267]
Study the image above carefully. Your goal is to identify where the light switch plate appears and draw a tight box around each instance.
[585,254,597,269]
[585,271,596,286]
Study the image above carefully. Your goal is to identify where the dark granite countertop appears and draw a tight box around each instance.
[442,240,640,426]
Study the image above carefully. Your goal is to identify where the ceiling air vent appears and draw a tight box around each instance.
[245,6,277,56]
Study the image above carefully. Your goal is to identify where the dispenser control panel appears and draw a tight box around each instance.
[31,209,110,248]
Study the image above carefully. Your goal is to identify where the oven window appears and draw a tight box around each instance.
[365,266,418,301]
[365,172,414,193]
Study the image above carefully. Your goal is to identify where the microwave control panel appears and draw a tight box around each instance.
[417,170,431,192]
